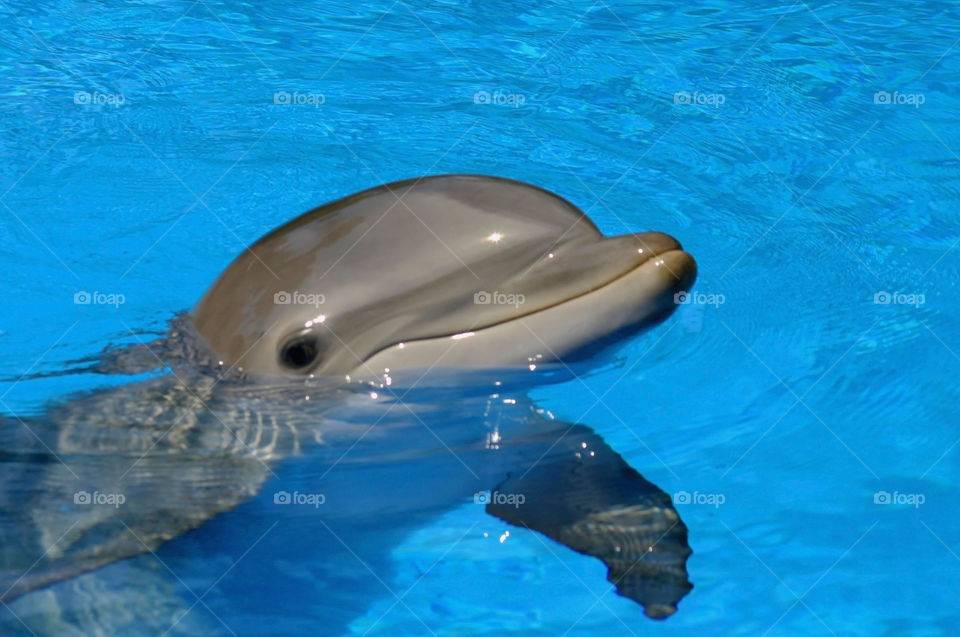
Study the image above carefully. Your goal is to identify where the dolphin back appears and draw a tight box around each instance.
[0,376,292,603]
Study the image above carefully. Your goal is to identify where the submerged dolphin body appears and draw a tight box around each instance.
[0,175,697,626]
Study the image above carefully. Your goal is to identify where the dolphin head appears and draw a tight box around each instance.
[192,175,696,378]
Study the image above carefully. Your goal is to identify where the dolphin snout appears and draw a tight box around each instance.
[620,231,697,315]
[630,231,683,258]
[655,248,698,294]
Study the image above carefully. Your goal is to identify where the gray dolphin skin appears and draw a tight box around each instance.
[0,174,697,630]
[192,174,696,378]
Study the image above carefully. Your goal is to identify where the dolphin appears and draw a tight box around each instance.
[0,174,697,628]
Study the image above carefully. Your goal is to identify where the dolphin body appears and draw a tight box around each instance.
[0,175,697,630]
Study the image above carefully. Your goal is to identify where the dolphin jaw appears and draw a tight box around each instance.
[352,245,696,377]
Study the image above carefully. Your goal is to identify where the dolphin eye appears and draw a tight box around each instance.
[279,333,323,371]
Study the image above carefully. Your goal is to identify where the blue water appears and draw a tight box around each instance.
[2,0,959,635]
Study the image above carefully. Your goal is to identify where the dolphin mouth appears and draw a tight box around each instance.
[492,246,695,326]
[516,233,695,318]
[355,233,697,373]
[471,230,697,328]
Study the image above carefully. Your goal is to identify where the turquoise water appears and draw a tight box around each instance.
[2,0,959,635]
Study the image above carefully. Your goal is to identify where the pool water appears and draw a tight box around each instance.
[2,0,959,635]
